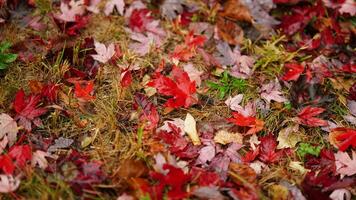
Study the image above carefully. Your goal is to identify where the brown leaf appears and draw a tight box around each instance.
[219,0,252,23]
[114,159,148,180]
[216,16,244,45]
[229,163,256,185]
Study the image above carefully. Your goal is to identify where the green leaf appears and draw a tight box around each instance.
[2,53,17,63]
[297,143,322,158]
[0,42,12,52]
[0,62,7,69]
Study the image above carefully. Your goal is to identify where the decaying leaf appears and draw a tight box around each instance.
[329,189,351,200]
[184,113,201,145]
[47,137,74,153]
[214,130,243,145]
[0,113,18,146]
[216,16,244,45]
[0,175,20,193]
[276,125,301,149]
[334,150,356,178]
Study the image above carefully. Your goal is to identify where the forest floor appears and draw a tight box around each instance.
[0,0,355,199]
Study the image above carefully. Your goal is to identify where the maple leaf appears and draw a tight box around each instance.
[297,106,327,127]
[160,0,184,20]
[55,0,85,22]
[104,0,125,16]
[0,175,20,193]
[329,189,352,200]
[225,95,256,117]
[0,155,15,174]
[86,0,101,13]
[8,145,32,168]
[73,80,95,101]
[183,63,203,87]
[149,164,191,200]
[259,134,284,163]
[91,41,115,64]
[329,128,356,151]
[227,112,264,135]
[334,151,356,178]
[134,93,160,130]
[276,125,301,149]
[128,31,163,56]
[31,150,51,169]
[47,137,74,153]
[281,63,305,81]
[260,79,287,103]
[171,32,206,63]
[0,113,18,146]
[148,66,198,108]
[13,89,47,131]
[66,15,90,36]
[214,130,243,145]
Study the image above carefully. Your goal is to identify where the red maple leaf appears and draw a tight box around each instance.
[129,9,152,32]
[149,164,191,200]
[281,63,305,81]
[330,128,356,151]
[13,89,47,131]
[227,112,264,135]
[241,147,260,163]
[8,145,32,168]
[148,66,197,108]
[134,93,160,130]
[171,32,206,62]
[258,134,283,164]
[297,106,327,127]
[0,154,15,174]
[73,80,95,101]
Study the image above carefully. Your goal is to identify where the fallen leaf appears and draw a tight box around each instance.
[31,150,51,169]
[0,155,14,174]
[8,145,32,168]
[214,130,243,145]
[73,80,95,101]
[334,150,356,178]
[104,0,125,16]
[297,106,327,127]
[183,64,203,87]
[216,16,244,45]
[13,89,47,131]
[55,0,85,22]
[0,175,20,193]
[184,113,201,145]
[330,127,356,151]
[91,41,115,64]
[148,66,198,108]
[329,189,351,200]
[227,112,264,135]
[47,137,74,153]
[197,145,215,164]
[259,134,284,163]
[281,63,305,81]
[276,125,301,149]
[160,0,184,20]
[127,31,163,56]
[0,113,18,146]
[260,79,287,103]
[219,0,252,23]
[268,184,289,200]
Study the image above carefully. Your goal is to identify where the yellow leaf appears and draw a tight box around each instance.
[184,113,201,145]
[214,130,243,145]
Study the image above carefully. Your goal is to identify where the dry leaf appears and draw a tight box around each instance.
[0,113,19,146]
[0,175,20,193]
[214,130,243,145]
[276,125,301,149]
[184,113,201,145]
[219,0,252,23]
[216,16,244,45]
